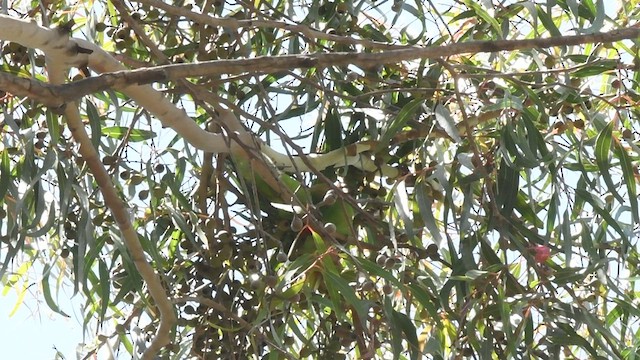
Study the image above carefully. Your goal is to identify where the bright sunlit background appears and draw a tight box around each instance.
[1,286,84,359]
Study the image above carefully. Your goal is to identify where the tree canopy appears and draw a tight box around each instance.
[1,0,640,359]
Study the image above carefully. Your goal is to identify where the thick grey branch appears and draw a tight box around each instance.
[3,26,639,106]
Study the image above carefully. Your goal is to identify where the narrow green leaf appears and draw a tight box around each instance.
[323,270,368,327]
[359,24,391,42]
[579,222,599,261]
[415,179,442,245]
[464,0,503,37]
[320,271,344,320]
[536,5,562,36]
[566,0,580,22]
[102,126,156,142]
[98,259,109,323]
[7,283,28,317]
[614,139,638,222]
[384,298,403,360]
[275,100,320,122]
[376,99,423,152]
[544,190,557,241]
[521,108,551,160]
[85,99,102,148]
[0,150,11,202]
[500,123,539,168]
[434,104,461,142]
[496,159,519,216]
[408,282,440,321]
[119,332,133,354]
[25,199,56,237]
[323,108,343,152]
[514,192,544,228]
[391,309,420,360]
[562,211,573,264]
[575,188,628,243]
[42,264,70,317]
[45,110,61,146]
[165,172,192,210]
[572,59,618,77]
[393,180,414,241]
[595,121,624,203]
[579,0,605,34]
[524,312,534,350]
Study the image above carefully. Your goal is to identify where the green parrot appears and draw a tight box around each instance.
[230,154,355,255]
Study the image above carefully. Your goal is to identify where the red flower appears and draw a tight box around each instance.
[531,245,551,263]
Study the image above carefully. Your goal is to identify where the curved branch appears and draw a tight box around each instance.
[0,15,230,153]
[47,61,176,359]
[15,20,640,101]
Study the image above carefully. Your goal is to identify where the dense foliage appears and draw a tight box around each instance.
[2,0,640,359]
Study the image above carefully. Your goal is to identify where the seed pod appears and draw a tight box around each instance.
[264,275,278,288]
[324,222,337,235]
[290,216,303,232]
[544,56,557,68]
[382,283,393,295]
[383,257,396,269]
[276,251,288,263]
[250,278,264,290]
[138,189,149,200]
[321,189,337,206]
[360,280,374,292]
[102,155,117,166]
[426,244,439,260]
[612,79,622,89]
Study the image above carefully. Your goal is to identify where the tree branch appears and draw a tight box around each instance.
[132,0,405,50]
[46,58,176,359]
[1,14,638,186]
[2,20,639,106]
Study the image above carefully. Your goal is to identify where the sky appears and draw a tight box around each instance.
[0,285,85,359]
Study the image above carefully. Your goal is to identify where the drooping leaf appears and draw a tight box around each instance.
[536,5,562,37]
[595,121,625,204]
[42,264,70,317]
[496,158,519,216]
[376,99,423,152]
[613,138,639,222]
[434,104,461,143]
[86,98,102,148]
